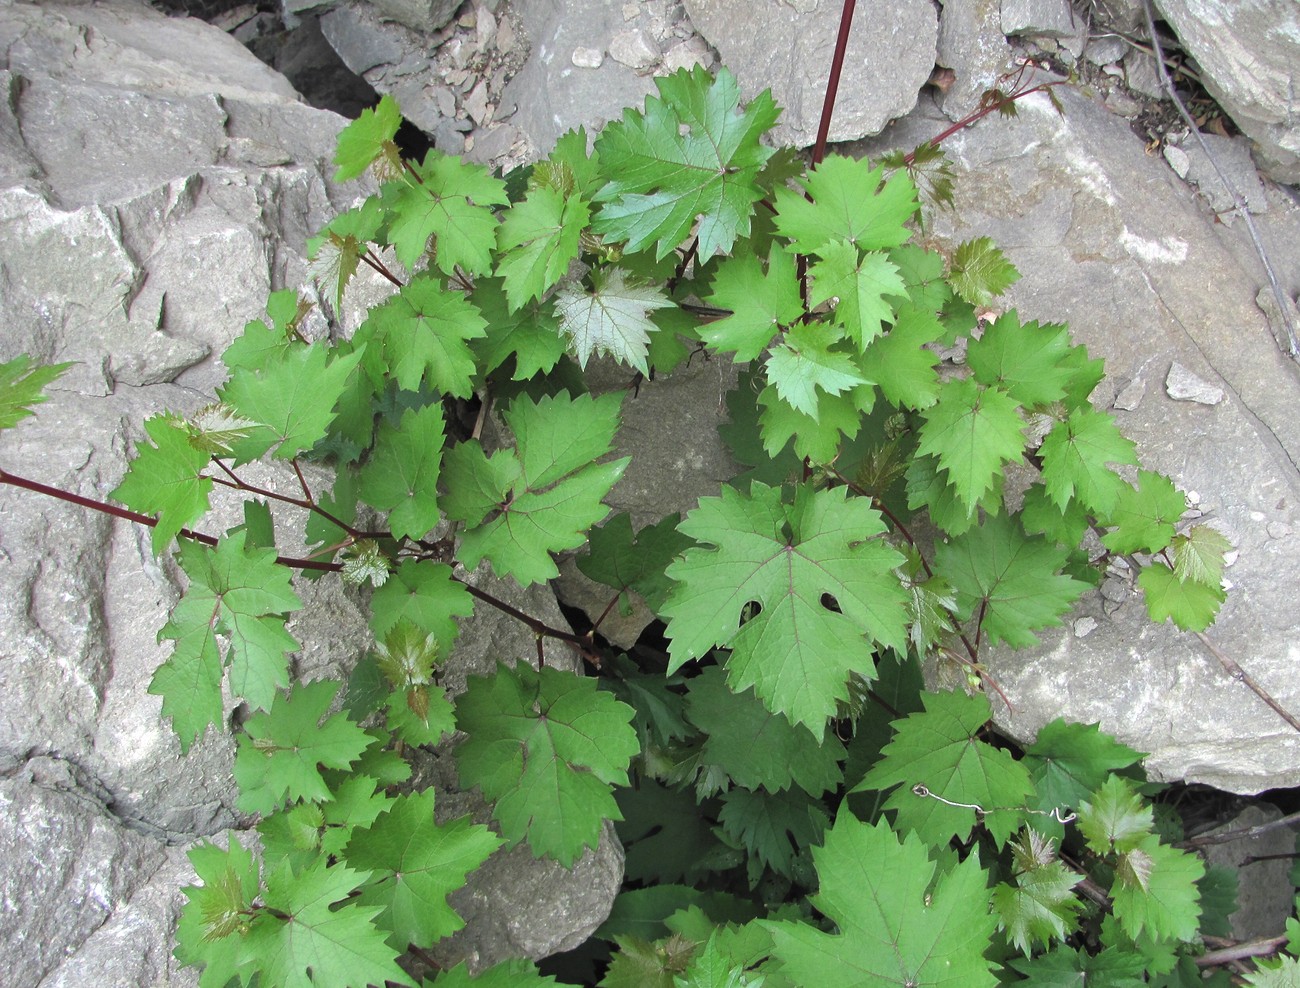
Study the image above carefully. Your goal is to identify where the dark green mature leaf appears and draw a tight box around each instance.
[357,402,444,541]
[357,274,486,398]
[1039,405,1137,516]
[916,377,1025,515]
[663,482,909,735]
[685,667,844,796]
[471,277,568,382]
[948,236,1020,306]
[1009,947,1147,987]
[578,511,691,612]
[717,786,828,881]
[593,66,778,260]
[455,663,638,865]
[966,312,1077,408]
[0,354,73,431]
[345,790,502,948]
[601,934,697,988]
[858,689,1034,847]
[383,150,508,274]
[702,246,802,361]
[1023,720,1144,837]
[443,391,628,585]
[1102,469,1186,554]
[618,779,727,886]
[765,815,999,987]
[757,382,867,466]
[333,93,402,181]
[233,679,371,815]
[934,512,1090,648]
[807,240,906,349]
[554,268,677,374]
[111,414,213,555]
[244,857,414,988]
[773,155,916,257]
[428,958,563,987]
[859,303,943,410]
[1138,562,1225,632]
[152,531,302,750]
[369,560,474,650]
[220,342,364,461]
[496,184,590,309]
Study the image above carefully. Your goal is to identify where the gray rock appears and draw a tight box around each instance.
[1176,133,1270,215]
[1202,804,1296,940]
[855,86,1300,793]
[1154,0,1300,184]
[683,0,937,147]
[1165,361,1225,405]
[609,27,661,71]
[1121,47,1163,100]
[368,0,461,34]
[936,0,1015,121]
[1083,33,1127,67]
[1001,0,1078,38]
[498,0,658,158]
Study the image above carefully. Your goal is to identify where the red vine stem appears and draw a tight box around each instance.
[810,0,857,167]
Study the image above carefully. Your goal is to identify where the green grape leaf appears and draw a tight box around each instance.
[428,958,563,987]
[966,312,1077,408]
[0,354,73,430]
[1077,776,1153,855]
[496,184,590,309]
[857,689,1034,847]
[593,66,778,260]
[344,789,502,948]
[675,933,765,988]
[1171,524,1233,587]
[383,150,509,274]
[1020,481,1090,547]
[617,779,729,886]
[1102,469,1186,554]
[185,403,258,458]
[454,663,638,866]
[662,482,909,736]
[717,786,828,880]
[601,934,697,988]
[577,511,692,612]
[889,243,951,312]
[993,860,1083,954]
[245,857,414,988]
[220,342,364,461]
[470,277,569,381]
[764,322,869,421]
[357,274,486,398]
[369,560,474,649]
[443,391,629,586]
[773,155,917,257]
[1023,720,1144,832]
[111,414,213,555]
[915,377,1025,515]
[900,564,958,653]
[807,241,907,349]
[176,838,260,987]
[1009,946,1147,986]
[233,679,371,815]
[948,236,1021,306]
[308,198,385,311]
[1243,957,1300,987]
[357,403,444,541]
[685,666,844,796]
[554,267,677,374]
[904,450,1003,537]
[1138,561,1225,632]
[765,815,998,987]
[333,93,402,181]
[1039,405,1138,516]
[859,303,943,410]
[933,512,1090,648]
[701,245,801,361]
[757,382,866,466]
[1111,835,1204,942]
[152,531,302,750]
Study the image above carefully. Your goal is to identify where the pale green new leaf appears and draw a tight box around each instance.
[773,155,917,257]
[702,245,802,361]
[765,815,998,987]
[915,377,1025,515]
[384,150,508,274]
[948,236,1020,306]
[1138,562,1225,632]
[454,663,638,866]
[662,482,908,736]
[357,403,445,542]
[807,240,907,349]
[0,354,73,431]
[496,185,590,309]
[1110,835,1204,942]
[1039,405,1138,516]
[175,838,260,987]
[442,391,629,586]
[1077,776,1153,855]
[1171,524,1233,587]
[152,531,302,751]
[1243,957,1300,987]
[333,93,402,181]
[764,322,869,421]
[554,267,677,374]
[993,860,1083,954]
[111,414,213,555]
[1102,469,1187,554]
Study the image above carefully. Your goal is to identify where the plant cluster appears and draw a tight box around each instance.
[3,55,1293,988]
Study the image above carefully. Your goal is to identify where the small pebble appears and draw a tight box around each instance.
[1267,522,1292,540]
[571,47,604,68]
[1101,576,1130,603]
[1074,616,1098,638]
[1165,361,1224,405]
